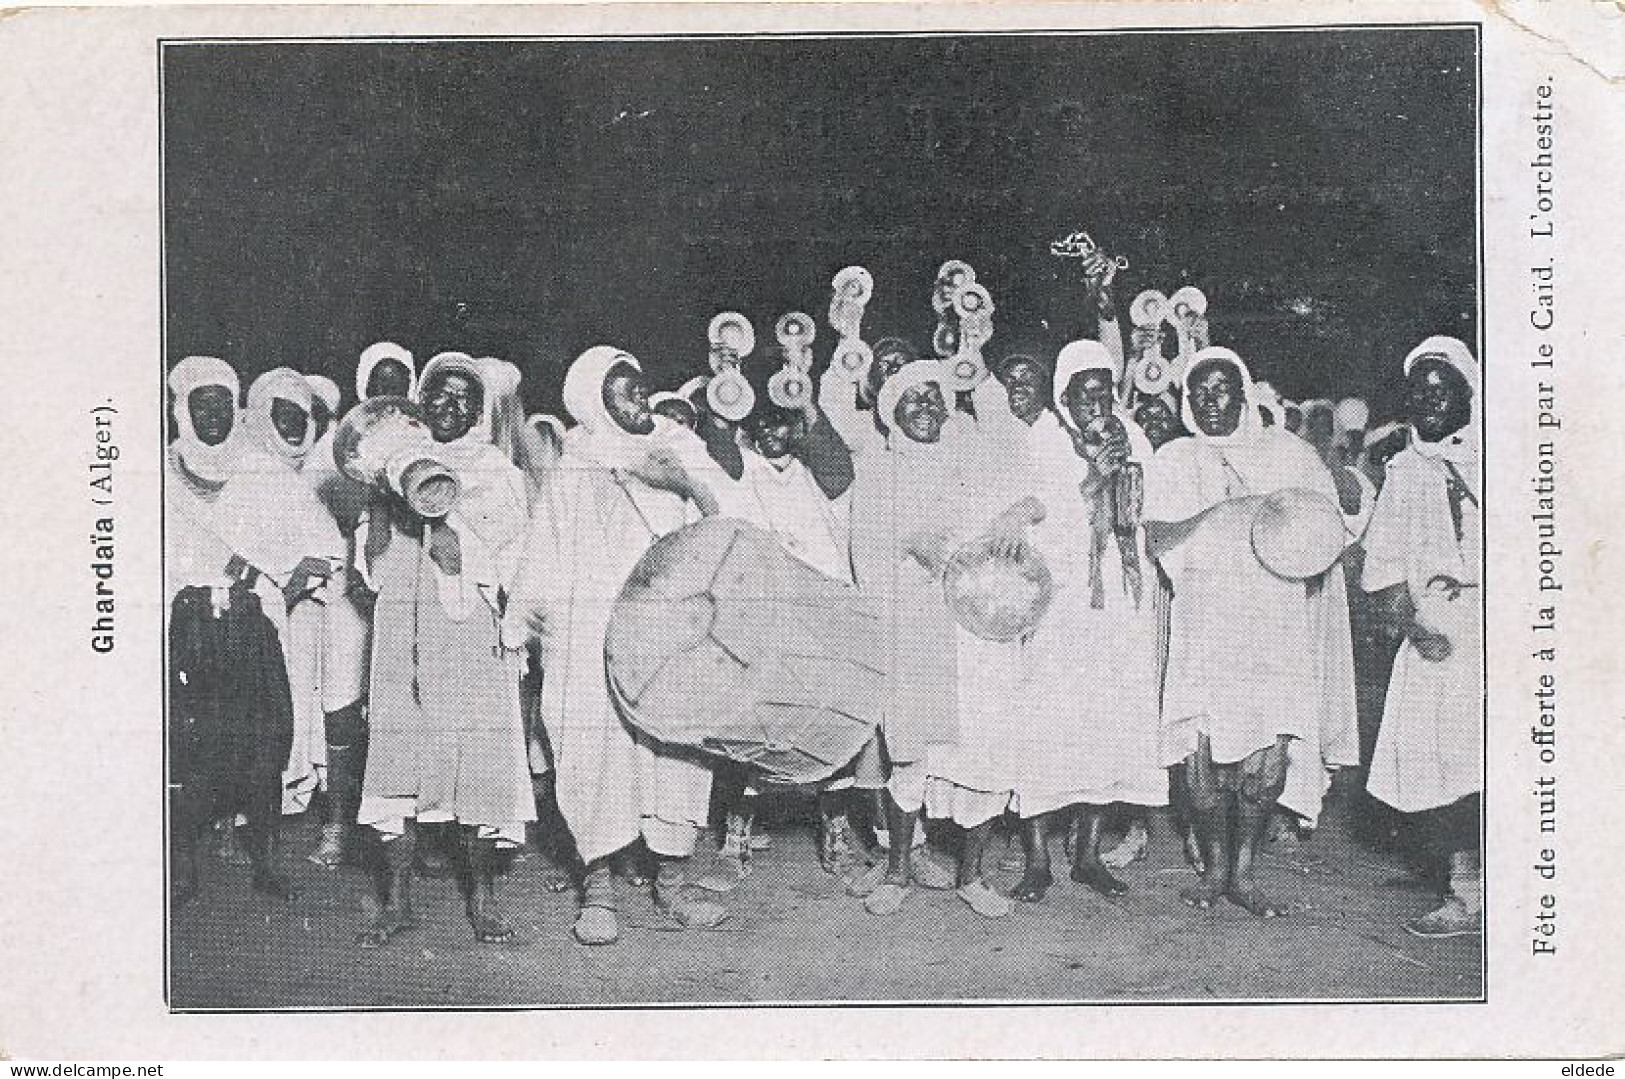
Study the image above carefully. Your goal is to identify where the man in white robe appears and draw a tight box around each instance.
[167,357,335,904]
[1362,337,1482,938]
[353,352,534,947]
[503,346,727,946]
[1145,347,1359,918]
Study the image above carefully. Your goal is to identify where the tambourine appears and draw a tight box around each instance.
[830,339,875,383]
[932,260,976,313]
[1130,289,1171,329]
[706,367,756,422]
[768,367,814,410]
[775,311,817,353]
[708,311,756,358]
[832,265,874,305]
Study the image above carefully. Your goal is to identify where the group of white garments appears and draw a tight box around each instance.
[165,317,1482,934]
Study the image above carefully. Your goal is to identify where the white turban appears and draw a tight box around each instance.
[1403,335,1478,464]
[416,351,497,447]
[168,356,242,484]
[168,356,240,441]
[246,366,316,465]
[356,341,416,401]
[561,345,649,468]
[875,359,947,439]
[1052,339,1121,429]
[1179,345,1262,448]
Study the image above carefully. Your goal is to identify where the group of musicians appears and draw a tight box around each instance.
[165,265,1483,950]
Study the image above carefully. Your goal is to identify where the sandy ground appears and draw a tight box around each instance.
[170,777,1481,1009]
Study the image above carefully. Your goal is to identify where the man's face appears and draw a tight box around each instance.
[1062,370,1115,431]
[602,362,654,436]
[653,398,696,431]
[1134,398,1180,449]
[864,347,909,404]
[996,357,1048,424]
[1405,357,1472,443]
[366,358,412,400]
[1188,361,1245,438]
[895,383,948,444]
[270,397,310,447]
[421,370,482,443]
[187,385,235,446]
[749,412,801,460]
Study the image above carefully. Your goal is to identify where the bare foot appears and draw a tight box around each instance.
[1071,861,1129,897]
[1011,865,1053,903]
[356,906,417,949]
[1226,884,1290,918]
[1180,881,1225,910]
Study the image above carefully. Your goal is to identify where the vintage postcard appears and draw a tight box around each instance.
[1,0,1621,1061]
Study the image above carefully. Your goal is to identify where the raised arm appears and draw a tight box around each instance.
[796,404,856,500]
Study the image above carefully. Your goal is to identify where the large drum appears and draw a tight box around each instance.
[606,517,888,785]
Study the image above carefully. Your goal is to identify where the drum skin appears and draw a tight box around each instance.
[607,517,888,785]
[943,534,1055,642]
[1250,487,1346,580]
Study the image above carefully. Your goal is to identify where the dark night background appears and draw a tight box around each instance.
[162,30,1477,423]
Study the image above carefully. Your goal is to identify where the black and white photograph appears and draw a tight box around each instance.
[157,25,1487,1010]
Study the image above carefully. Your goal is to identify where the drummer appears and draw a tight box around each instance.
[1360,337,1482,938]
[1145,347,1358,918]
[848,360,1044,919]
[738,393,879,881]
[504,346,728,946]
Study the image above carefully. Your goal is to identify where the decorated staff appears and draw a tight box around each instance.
[707,311,757,422]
